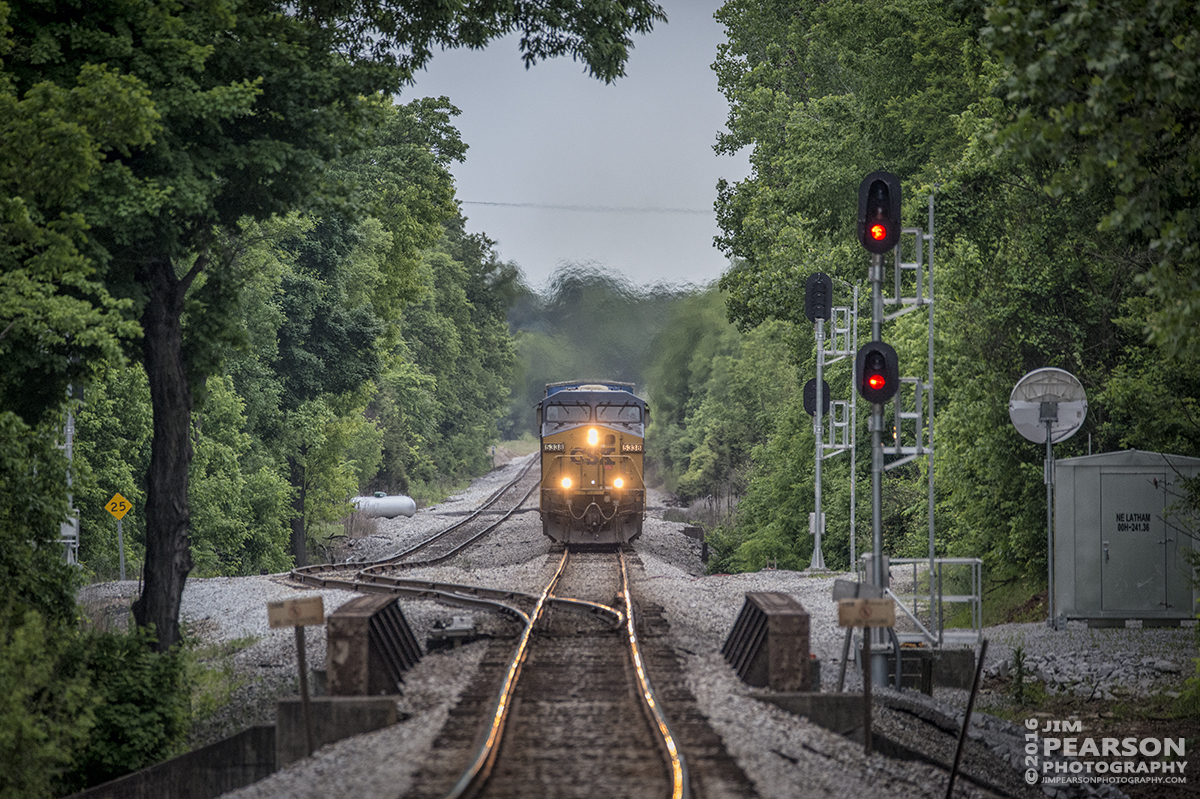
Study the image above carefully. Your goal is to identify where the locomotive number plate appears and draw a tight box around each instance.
[621,443,643,452]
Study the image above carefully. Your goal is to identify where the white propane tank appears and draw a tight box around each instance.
[351,494,417,519]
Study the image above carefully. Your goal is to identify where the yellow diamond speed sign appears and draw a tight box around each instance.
[105,493,132,520]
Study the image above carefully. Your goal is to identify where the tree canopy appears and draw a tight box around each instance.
[1,0,665,653]
[704,0,1200,579]
[984,0,1200,358]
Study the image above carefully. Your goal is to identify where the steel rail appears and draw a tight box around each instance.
[355,574,623,629]
[289,456,537,583]
[373,458,539,565]
[440,549,688,799]
[620,550,690,799]
[288,571,532,627]
[443,548,571,799]
[362,480,539,573]
[291,568,621,630]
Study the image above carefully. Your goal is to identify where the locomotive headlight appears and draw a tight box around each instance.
[561,477,572,489]
[587,427,599,446]
[613,477,624,489]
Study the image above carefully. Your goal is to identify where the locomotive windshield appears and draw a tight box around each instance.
[595,404,642,424]
[544,403,591,424]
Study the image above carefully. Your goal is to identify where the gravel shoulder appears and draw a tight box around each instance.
[77,455,1198,799]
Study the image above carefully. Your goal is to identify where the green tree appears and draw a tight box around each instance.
[502,263,690,439]
[646,288,797,508]
[984,0,1200,357]
[713,0,982,285]
[707,0,1200,586]
[0,413,77,625]
[3,0,665,649]
[190,375,292,576]
[0,412,94,798]
[274,216,388,563]
[57,627,192,794]
[73,363,153,582]
[0,608,95,799]
[382,225,517,493]
[930,165,1142,576]
[0,15,150,424]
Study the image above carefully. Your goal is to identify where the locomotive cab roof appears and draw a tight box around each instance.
[538,381,645,407]
[543,380,637,397]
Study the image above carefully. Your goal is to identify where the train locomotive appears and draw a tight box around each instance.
[536,380,647,545]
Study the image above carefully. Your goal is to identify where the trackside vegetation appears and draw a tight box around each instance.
[0,0,665,794]
[3,0,1199,794]
[675,0,1200,584]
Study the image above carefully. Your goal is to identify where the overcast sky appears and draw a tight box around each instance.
[404,1,750,293]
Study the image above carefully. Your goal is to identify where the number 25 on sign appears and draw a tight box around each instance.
[105,493,132,520]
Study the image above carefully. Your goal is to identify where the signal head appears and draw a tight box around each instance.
[855,341,900,404]
[857,171,902,254]
[804,272,834,322]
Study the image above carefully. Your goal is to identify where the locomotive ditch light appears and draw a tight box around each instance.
[561,477,572,489]
[587,428,599,446]
[613,477,624,489]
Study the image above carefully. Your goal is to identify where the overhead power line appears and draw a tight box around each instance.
[460,200,712,215]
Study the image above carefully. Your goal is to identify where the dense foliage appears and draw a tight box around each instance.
[55,627,192,793]
[692,0,1200,580]
[0,412,194,798]
[0,0,665,792]
[1,0,665,654]
[501,264,691,438]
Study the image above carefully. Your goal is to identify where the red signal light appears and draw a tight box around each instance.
[855,341,899,403]
[857,172,902,253]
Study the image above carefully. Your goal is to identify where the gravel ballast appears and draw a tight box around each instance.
[77,454,1197,799]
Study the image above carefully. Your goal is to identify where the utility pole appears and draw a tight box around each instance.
[804,272,833,570]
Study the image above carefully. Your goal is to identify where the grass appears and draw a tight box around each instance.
[408,475,474,507]
[982,678,1187,727]
[980,576,1049,626]
[341,511,379,539]
[938,574,1048,629]
[183,632,260,748]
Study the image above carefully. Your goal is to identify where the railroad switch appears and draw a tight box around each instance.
[427,615,477,651]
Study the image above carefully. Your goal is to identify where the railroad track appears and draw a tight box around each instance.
[291,457,539,586]
[409,548,688,799]
[366,458,540,569]
[288,458,753,798]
